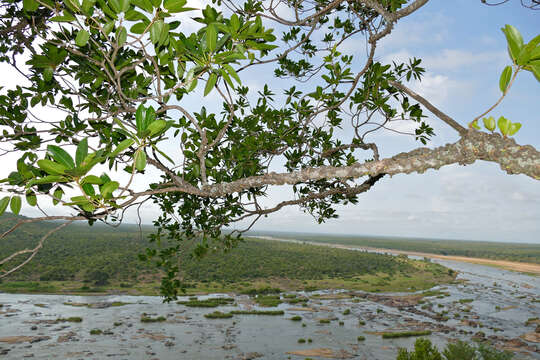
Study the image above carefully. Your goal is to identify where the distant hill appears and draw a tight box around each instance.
[247,230,540,264]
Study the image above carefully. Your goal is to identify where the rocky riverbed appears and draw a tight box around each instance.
[0,258,539,359]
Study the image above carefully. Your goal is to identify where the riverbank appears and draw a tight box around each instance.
[254,236,540,276]
[1,257,539,360]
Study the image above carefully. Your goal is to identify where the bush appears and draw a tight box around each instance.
[477,344,513,360]
[84,270,110,286]
[443,341,477,360]
[397,338,442,360]
[204,311,233,319]
[397,339,514,360]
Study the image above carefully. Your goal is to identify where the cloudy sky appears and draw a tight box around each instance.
[3,0,539,244]
[234,0,540,244]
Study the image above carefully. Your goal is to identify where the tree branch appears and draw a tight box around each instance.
[389,80,467,135]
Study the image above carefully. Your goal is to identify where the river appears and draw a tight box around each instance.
[0,256,539,359]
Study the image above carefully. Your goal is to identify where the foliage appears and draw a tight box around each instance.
[396,339,514,360]
[382,330,432,339]
[1,215,449,288]
[0,0,538,300]
[204,311,233,319]
[396,338,442,360]
[442,341,478,360]
[176,297,234,307]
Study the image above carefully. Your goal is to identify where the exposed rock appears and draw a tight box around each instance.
[285,348,354,359]
[0,336,50,344]
[521,332,540,343]
[238,352,263,360]
[132,332,174,341]
[57,331,78,343]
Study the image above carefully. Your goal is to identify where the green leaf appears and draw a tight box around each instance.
[82,183,95,196]
[75,138,89,167]
[47,145,75,169]
[10,196,22,215]
[37,159,68,175]
[150,20,164,44]
[501,24,524,62]
[469,119,480,130]
[81,175,104,185]
[117,26,127,47]
[530,63,540,82]
[0,197,10,216]
[206,25,217,52]
[110,138,135,157]
[101,181,119,199]
[163,0,186,12]
[109,0,121,12]
[50,13,76,22]
[135,104,146,134]
[81,0,96,14]
[68,196,90,205]
[144,106,155,132]
[147,119,167,136]
[43,67,53,82]
[498,66,512,93]
[130,21,148,34]
[131,0,153,12]
[135,149,146,171]
[103,21,115,35]
[223,64,240,84]
[53,187,63,205]
[508,122,521,136]
[119,0,130,12]
[230,13,240,32]
[204,73,218,96]
[151,143,174,164]
[17,159,33,179]
[75,29,90,47]
[497,116,510,137]
[28,175,68,186]
[482,116,496,132]
[23,0,39,12]
[220,68,234,88]
[530,46,540,61]
[26,191,37,207]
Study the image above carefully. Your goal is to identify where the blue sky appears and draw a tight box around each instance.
[4,1,539,243]
[231,0,540,243]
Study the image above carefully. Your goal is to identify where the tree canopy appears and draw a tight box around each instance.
[0,0,539,299]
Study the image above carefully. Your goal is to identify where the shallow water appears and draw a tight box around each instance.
[0,258,539,359]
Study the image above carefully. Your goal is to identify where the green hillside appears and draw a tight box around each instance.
[0,214,455,295]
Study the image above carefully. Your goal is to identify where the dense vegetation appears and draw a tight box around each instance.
[397,338,513,360]
[0,215,453,294]
[249,231,540,264]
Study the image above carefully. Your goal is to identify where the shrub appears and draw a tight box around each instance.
[383,330,431,339]
[477,344,514,360]
[230,310,284,315]
[140,314,166,322]
[204,311,233,319]
[442,341,477,360]
[90,329,102,335]
[396,338,442,360]
[290,315,302,321]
